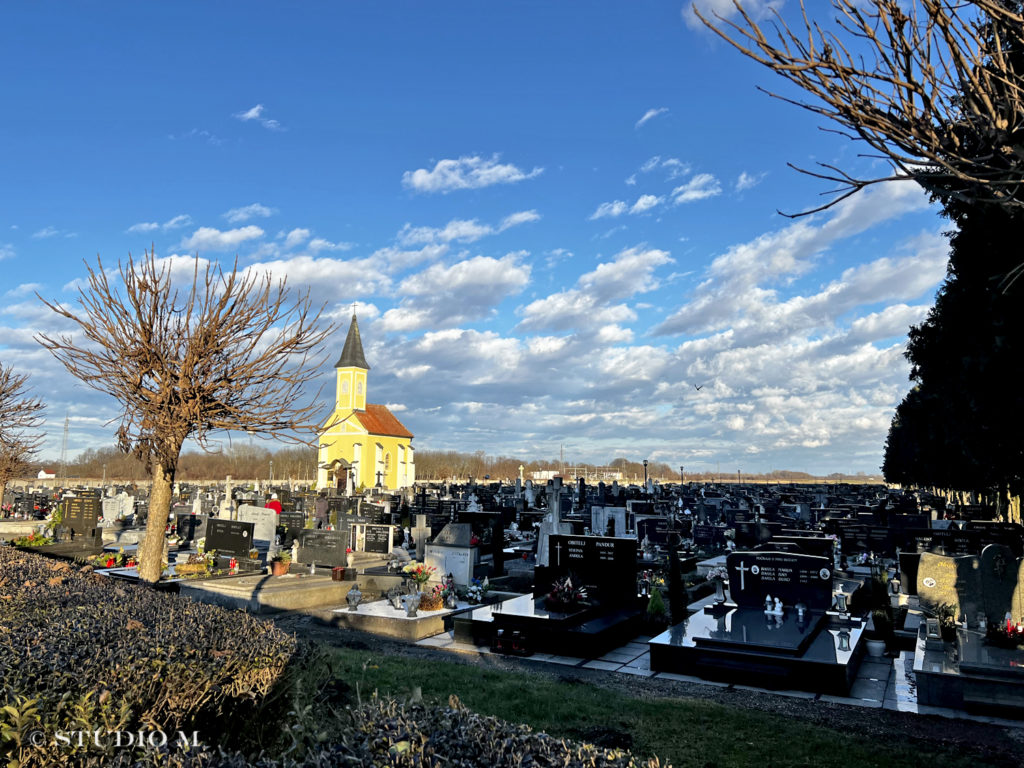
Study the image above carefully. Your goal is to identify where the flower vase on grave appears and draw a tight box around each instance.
[346,548,354,568]
[346,584,362,611]
[714,579,726,603]
[401,592,421,617]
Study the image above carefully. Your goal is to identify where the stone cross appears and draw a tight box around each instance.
[736,560,750,591]
[413,514,430,561]
[553,540,563,566]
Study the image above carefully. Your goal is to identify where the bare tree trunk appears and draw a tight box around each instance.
[139,459,176,583]
[0,480,7,513]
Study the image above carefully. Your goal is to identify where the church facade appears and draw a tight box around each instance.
[317,314,415,491]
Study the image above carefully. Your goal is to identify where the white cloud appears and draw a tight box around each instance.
[182,225,265,252]
[284,228,310,249]
[590,201,628,220]
[4,282,40,297]
[683,1,780,32]
[232,104,284,131]
[0,244,15,260]
[635,107,668,129]
[379,254,531,332]
[672,173,722,204]
[223,203,276,224]
[398,209,538,247]
[630,194,662,214]
[499,210,542,230]
[309,237,354,253]
[243,255,390,301]
[32,226,59,239]
[402,154,543,193]
[126,214,192,234]
[638,156,689,180]
[736,171,767,192]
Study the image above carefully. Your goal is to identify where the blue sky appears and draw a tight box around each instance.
[0,1,947,474]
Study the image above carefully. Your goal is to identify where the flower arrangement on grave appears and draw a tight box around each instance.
[705,565,729,583]
[544,575,588,612]
[248,547,260,560]
[470,533,480,546]
[419,584,445,611]
[12,532,54,547]
[175,553,212,578]
[464,577,489,604]
[272,549,291,563]
[195,537,206,555]
[402,561,437,588]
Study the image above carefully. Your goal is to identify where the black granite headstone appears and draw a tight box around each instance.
[726,551,833,610]
[205,519,254,556]
[65,497,100,538]
[546,534,637,602]
[297,529,349,566]
[364,524,392,553]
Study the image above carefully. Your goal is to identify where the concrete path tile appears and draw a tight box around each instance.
[582,660,623,672]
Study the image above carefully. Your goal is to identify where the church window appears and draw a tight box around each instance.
[341,380,349,394]
[385,452,392,473]
[357,380,363,395]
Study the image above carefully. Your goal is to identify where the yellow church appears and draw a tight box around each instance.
[317,313,415,491]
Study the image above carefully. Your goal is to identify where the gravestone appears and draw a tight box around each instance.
[424,522,476,585]
[65,496,101,540]
[297,529,349,567]
[916,551,982,621]
[412,514,430,561]
[726,551,833,610]
[545,534,638,603]
[979,543,1024,625]
[175,513,207,543]
[591,506,628,538]
[205,519,255,556]
[237,504,278,544]
[279,511,305,545]
[364,524,393,554]
[101,498,121,525]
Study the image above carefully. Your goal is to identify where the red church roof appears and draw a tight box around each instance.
[356,403,413,439]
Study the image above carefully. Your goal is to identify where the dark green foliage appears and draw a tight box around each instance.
[0,547,307,766]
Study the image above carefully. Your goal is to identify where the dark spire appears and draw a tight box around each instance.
[334,313,370,370]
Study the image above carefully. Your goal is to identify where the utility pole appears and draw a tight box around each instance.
[59,412,69,488]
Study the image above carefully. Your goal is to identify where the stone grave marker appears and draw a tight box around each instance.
[205,519,254,556]
[65,496,101,540]
[364,524,393,554]
[101,498,121,524]
[175,513,207,543]
[590,505,628,538]
[916,551,982,621]
[424,522,476,585]
[297,529,349,567]
[979,543,1024,625]
[726,550,833,610]
[279,511,305,545]
[546,534,638,603]
[237,504,278,544]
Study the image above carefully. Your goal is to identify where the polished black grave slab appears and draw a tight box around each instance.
[649,603,865,695]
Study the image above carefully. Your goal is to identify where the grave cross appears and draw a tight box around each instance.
[554,540,563,566]
[736,560,750,591]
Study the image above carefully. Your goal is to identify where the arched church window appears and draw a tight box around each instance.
[357,381,363,395]
[341,380,350,394]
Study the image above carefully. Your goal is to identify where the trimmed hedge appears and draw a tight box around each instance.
[1,547,666,768]
[0,547,305,766]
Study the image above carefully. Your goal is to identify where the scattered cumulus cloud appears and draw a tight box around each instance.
[168,128,223,145]
[309,238,353,253]
[590,201,629,220]
[683,0,780,32]
[32,226,59,239]
[672,173,722,204]
[223,203,277,224]
[398,209,540,247]
[635,107,668,129]
[182,225,265,252]
[736,171,767,192]
[639,156,690,180]
[0,244,15,261]
[233,104,284,131]
[630,195,662,215]
[284,228,310,249]
[402,154,543,193]
[126,214,192,234]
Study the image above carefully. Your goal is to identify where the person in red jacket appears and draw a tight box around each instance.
[265,493,282,514]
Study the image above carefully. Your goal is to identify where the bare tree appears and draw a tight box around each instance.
[0,364,46,504]
[37,251,334,582]
[697,1,1024,215]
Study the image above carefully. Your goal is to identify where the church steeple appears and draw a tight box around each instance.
[334,313,370,370]
[334,313,369,412]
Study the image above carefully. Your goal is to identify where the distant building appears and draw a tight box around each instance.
[317,313,415,491]
[37,469,56,480]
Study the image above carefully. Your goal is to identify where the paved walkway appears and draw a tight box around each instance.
[416,594,1024,729]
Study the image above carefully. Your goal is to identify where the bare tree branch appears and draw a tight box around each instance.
[0,363,46,502]
[697,0,1024,215]
[36,249,336,581]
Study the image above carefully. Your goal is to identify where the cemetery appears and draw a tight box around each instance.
[5,471,1024,767]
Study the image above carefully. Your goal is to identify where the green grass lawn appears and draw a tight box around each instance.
[324,647,987,768]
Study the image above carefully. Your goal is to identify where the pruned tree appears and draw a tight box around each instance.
[37,250,334,582]
[697,1,1024,216]
[0,363,46,503]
